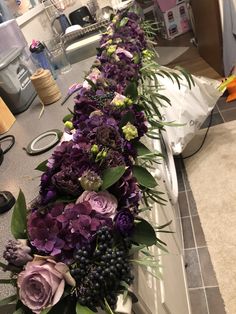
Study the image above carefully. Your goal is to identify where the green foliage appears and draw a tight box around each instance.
[131,218,157,246]
[101,166,126,190]
[35,160,48,172]
[76,303,95,314]
[63,113,73,123]
[132,165,157,189]
[120,111,135,128]
[0,294,17,306]
[125,81,138,100]
[11,190,27,239]
[104,298,114,314]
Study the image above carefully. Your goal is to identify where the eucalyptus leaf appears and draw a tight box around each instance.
[35,160,48,172]
[132,165,157,189]
[131,218,157,246]
[11,190,27,239]
[76,303,95,314]
[101,166,126,190]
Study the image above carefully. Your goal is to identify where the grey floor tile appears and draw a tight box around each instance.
[206,287,226,314]
[189,288,208,314]
[221,108,236,122]
[192,215,206,247]
[184,249,203,288]
[187,190,198,216]
[212,104,219,113]
[198,247,218,286]
[178,191,189,217]
[181,217,195,249]
[217,96,236,111]
[182,168,191,190]
[200,112,224,129]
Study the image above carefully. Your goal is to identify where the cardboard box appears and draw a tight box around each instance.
[155,1,190,40]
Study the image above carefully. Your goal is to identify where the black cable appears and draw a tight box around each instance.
[177,108,214,160]
[0,135,15,154]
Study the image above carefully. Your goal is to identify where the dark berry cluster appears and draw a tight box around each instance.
[89,92,115,107]
[71,226,134,311]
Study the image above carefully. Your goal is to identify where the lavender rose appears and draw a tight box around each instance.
[115,210,134,236]
[76,191,118,217]
[17,257,75,314]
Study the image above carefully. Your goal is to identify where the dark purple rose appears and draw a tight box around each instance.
[115,210,134,236]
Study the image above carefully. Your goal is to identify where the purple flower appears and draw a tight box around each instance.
[115,210,134,236]
[52,167,81,196]
[113,169,141,212]
[76,191,118,218]
[17,257,75,314]
[96,125,122,149]
[28,210,63,256]
[3,239,33,267]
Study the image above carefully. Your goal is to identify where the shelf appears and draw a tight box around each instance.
[16,4,45,27]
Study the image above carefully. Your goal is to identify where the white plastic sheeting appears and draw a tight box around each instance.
[156,72,222,155]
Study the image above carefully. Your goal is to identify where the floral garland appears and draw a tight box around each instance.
[0,3,193,314]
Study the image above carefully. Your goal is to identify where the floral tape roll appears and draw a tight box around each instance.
[30,68,62,105]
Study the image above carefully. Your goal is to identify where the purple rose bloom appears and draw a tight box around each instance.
[76,191,118,218]
[17,258,75,314]
[115,210,134,236]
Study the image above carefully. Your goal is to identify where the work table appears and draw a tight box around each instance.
[0,57,95,300]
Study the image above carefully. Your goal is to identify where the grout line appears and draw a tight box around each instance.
[182,171,210,314]
[184,246,207,251]
[218,108,226,123]
[189,285,219,291]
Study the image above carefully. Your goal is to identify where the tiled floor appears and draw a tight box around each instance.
[201,96,236,130]
[175,156,227,314]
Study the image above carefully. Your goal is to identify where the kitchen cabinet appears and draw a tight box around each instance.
[190,0,223,75]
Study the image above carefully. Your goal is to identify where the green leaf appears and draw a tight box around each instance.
[131,218,157,246]
[101,166,126,190]
[119,17,129,27]
[132,165,157,189]
[11,190,27,239]
[76,302,95,314]
[125,81,138,100]
[155,220,172,230]
[13,308,25,314]
[41,308,51,314]
[120,111,135,128]
[104,298,114,314]
[63,113,73,123]
[133,142,152,157]
[0,294,17,306]
[35,160,48,172]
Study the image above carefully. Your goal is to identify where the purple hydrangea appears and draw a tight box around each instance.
[28,202,112,262]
